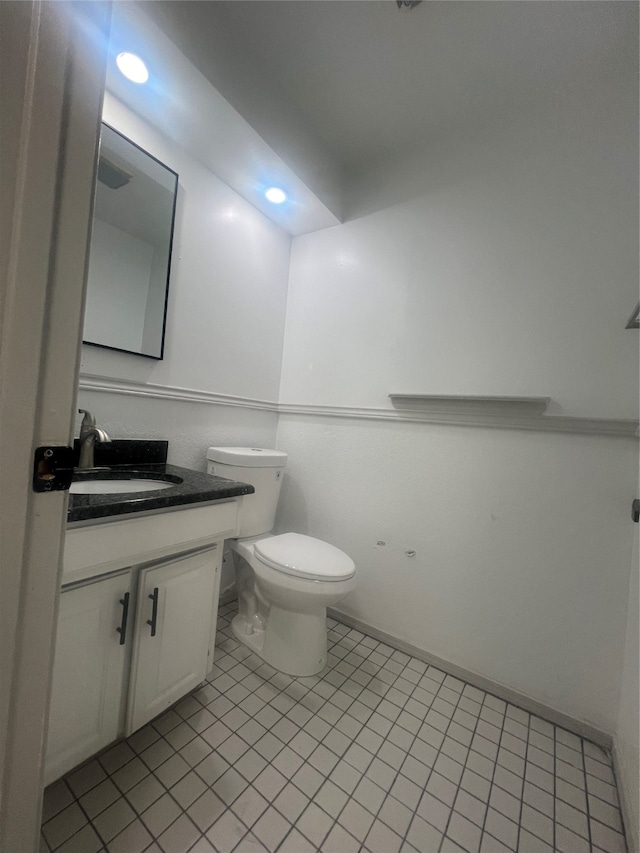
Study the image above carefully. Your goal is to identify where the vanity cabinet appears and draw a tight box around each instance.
[45,500,239,786]
[128,547,217,732]
[46,572,132,784]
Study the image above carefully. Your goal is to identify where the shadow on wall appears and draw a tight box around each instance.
[275,472,309,536]
[220,542,238,598]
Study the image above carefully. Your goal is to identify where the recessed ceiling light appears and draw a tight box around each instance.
[265,187,287,204]
[116,52,149,84]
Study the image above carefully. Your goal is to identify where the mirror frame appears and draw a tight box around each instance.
[83,123,179,360]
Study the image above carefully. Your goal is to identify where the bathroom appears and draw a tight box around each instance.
[2,1,638,852]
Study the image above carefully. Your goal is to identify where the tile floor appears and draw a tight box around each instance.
[41,601,627,853]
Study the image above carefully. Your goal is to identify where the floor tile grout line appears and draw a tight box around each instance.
[105,667,502,848]
[474,691,514,853]
[580,734,595,852]
[425,686,508,842]
[229,624,604,838]
[431,685,482,853]
[335,658,459,847]
[64,775,135,853]
[457,693,516,851]
[290,800,338,852]
[551,757,600,844]
[209,633,378,735]
[41,777,78,830]
[214,616,439,849]
[326,710,418,844]
[44,604,626,853]
[216,608,625,852]
[270,717,382,853]
[45,778,108,852]
[512,732,559,851]
[585,748,628,849]
[514,701,531,853]
[552,730,616,849]
[331,604,615,764]
[117,724,215,853]
[186,631,384,849]
[182,725,270,853]
[274,714,389,835]
[52,684,565,853]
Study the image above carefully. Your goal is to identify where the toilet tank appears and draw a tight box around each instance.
[206,447,288,537]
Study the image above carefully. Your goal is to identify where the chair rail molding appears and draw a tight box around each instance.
[78,373,279,412]
[78,374,639,439]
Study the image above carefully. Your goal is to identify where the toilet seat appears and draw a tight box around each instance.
[254,533,355,582]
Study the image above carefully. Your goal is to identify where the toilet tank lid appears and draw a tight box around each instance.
[206,447,288,467]
[255,533,355,581]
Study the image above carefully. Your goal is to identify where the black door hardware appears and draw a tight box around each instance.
[117,593,130,645]
[633,499,640,523]
[32,446,75,492]
[147,588,159,637]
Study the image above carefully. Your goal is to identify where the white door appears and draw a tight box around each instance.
[127,547,218,733]
[45,572,131,785]
[0,3,109,849]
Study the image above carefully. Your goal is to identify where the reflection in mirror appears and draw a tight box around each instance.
[83,124,178,359]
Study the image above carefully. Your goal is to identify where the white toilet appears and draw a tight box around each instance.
[206,447,356,676]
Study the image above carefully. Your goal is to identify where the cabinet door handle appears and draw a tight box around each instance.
[116,592,130,645]
[147,587,159,637]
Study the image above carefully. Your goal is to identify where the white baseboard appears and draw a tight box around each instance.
[220,594,612,748]
[327,607,612,750]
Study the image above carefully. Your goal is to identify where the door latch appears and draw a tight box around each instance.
[633,499,640,523]
[32,446,75,493]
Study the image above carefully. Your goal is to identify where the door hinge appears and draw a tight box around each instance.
[633,499,640,523]
[32,445,75,493]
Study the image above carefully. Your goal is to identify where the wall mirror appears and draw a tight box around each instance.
[83,123,178,359]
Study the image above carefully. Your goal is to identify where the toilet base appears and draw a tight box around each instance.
[229,534,355,677]
[231,605,328,676]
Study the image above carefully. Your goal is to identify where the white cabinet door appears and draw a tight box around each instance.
[127,547,218,733]
[45,572,131,785]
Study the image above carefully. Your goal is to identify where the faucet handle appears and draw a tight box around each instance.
[78,408,95,427]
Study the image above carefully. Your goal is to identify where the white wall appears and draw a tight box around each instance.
[276,417,636,734]
[276,55,638,734]
[280,74,638,418]
[79,93,292,469]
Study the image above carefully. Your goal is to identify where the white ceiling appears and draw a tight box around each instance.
[149,1,636,176]
[107,4,344,234]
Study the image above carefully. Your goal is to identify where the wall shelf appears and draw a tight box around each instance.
[389,395,551,417]
[386,394,637,437]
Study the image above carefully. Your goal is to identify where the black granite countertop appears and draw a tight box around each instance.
[68,463,254,524]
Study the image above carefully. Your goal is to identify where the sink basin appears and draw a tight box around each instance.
[70,479,175,495]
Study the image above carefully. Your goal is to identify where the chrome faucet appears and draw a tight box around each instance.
[77,409,111,469]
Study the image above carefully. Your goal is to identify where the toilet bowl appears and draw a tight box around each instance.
[232,533,356,675]
[207,447,356,676]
